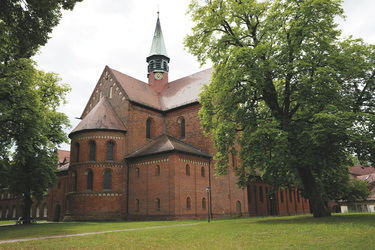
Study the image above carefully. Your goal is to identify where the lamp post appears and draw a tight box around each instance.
[206,186,210,223]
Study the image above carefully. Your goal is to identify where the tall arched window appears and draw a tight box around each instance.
[178,117,185,139]
[135,167,140,178]
[155,198,160,211]
[180,119,185,139]
[186,197,191,210]
[5,207,9,218]
[75,142,80,163]
[12,206,16,218]
[236,201,242,216]
[280,189,284,203]
[36,206,40,218]
[146,118,153,139]
[107,142,114,161]
[135,199,140,212]
[109,86,113,99]
[72,171,77,192]
[43,204,48,218]
[201,167,205,177]
[155,165,160,176]
[103,170,112,190]
[0,207,2,219]
[259,186,264,202]
[87,170,93,190]
[186,164,190,176]
[89,141,96,161]
[202,198,206,209]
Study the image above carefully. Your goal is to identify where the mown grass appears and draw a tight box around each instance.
[0,213,374,249]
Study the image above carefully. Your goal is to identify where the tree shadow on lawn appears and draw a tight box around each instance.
[245,213,375,226]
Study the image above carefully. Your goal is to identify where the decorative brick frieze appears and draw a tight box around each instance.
[69,162,124,168]
[179,158,209,166]
[128,158,169,167]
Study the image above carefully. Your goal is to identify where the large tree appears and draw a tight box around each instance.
[185,0,375,217]
[0,0,81,223]
[0,59,71,223]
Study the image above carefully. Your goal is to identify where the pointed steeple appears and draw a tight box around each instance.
[147,12,170,91]
[148,12,168,58]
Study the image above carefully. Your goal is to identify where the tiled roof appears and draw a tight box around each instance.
[126,134,212,159]
[70,97,127,137]
[349,165,375,176]
[57,149,70,172]
[110,67,214,111]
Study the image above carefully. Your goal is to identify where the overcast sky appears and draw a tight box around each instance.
[32,0,375,151]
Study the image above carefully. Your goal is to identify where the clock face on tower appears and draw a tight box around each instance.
[154,72,163,80]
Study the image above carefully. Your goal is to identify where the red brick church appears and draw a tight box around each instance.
[0,14,309,221]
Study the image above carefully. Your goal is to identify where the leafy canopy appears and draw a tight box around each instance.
[185,0,374,216]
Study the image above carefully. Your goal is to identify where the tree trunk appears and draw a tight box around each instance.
[296,166,331,218]
[22,194,33,224]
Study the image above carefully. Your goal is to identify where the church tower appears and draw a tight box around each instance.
[147,12,170,93]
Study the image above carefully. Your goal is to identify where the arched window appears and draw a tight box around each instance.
[36,205,40,218]
[0,207,2,219]
[202,198,206,209]
[107,142,114,161]
[135,199,140,212]
[280,189,284,203]
[236,201,242,216]
[155,198,160,211]
[72,171,77,191]
[135,167,140,178]
[146,118,153,139]
[89,141,96,161]
[75,142,80,163]
[109,86,113,99]
[259,186,264,202]
[86,170,93,190]
[186,164,190,176]
[180,118,185,139]
[12,206,16,218]
[201,167,205,177]
[186,197,191,210]
[43,204,48,218]
[103,170,112,190]
[155,165,160,176]
[5,206,9,218]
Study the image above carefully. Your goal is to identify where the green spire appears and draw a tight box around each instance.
[149,12,168,57]
[147,12,170,75]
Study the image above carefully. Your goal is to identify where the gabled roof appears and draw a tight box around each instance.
[70,97,127,137]
[57,149,70,172]
[126,134,212,159]
[160,68,214,110]
[110,67,214,111]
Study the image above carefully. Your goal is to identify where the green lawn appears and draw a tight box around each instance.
[0,213,374,249]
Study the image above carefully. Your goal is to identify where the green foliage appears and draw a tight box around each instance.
[0,0,80,222]
[0,0,83,62]
[0,58,71,201]
[186,0,375,217]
